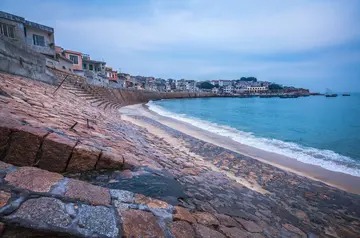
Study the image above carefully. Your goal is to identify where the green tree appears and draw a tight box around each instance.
[240,77,257,82]
[199,82,215,89]
[268,83,283,90]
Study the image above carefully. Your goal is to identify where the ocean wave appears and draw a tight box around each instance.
[147,101,360,177]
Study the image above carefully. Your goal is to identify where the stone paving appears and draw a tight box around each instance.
[121,115,360,237]
[0,162,202,237]
[0,71,360,237]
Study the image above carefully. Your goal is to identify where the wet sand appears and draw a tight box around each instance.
[120,103,360,195]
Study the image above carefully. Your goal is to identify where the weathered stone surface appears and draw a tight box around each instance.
[0,127,11,159]
[170,220,195,238]
[0,222,4,237]
[122,152,142,169]
[1,226,75,238]
[294,210,309,222]
[215,214,239,227]
[282,223,307,238]
[121,209,165,238]
[194,224,226,238]
[96,150,123,170]
[193,212,219,226]
[134,193,169,209]
[118,169,133,179]
[236,218,262,233]
[66,143,100,172]
[77,204,119,238]
[5,197,72,228]
[173,206,196,224]
[219,225,249,238]
[64,179,110,206]
[0,191,11,208]
[5,167,63,193]
[0,161,11,171]
[38,133,76,172]
[4,127,47,166]
[110,189,134,203]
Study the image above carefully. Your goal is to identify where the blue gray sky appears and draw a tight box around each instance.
[2,0,360,92]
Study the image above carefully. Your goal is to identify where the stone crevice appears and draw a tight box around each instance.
[0,130,13,161]
[94,150,103,170]
[64,140,80,172]
[34,131,52,167]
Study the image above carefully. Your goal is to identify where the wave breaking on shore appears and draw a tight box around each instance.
[148,100,360,177]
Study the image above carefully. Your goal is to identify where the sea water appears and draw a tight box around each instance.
[148,94,360,177]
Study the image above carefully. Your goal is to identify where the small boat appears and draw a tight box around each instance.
[342,93,350,96]
[325,89,338,97]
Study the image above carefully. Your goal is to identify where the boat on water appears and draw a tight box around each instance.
[342,93,350,96]
[325,89,338,97]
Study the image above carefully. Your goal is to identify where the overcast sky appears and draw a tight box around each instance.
[2,0,360,92]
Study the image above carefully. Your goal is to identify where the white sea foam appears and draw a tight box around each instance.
[147,101,360,177]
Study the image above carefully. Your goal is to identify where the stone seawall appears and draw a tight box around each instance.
[52,69,215,108]
[0,71,213,175]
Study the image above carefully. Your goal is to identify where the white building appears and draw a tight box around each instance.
[219,80,232,87]
[224,85,233,94]
[212,87,219,94]
[245,86,268,93]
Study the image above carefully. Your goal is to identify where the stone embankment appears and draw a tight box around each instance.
[0,71,234,237]
[0,70,360,238]
[52,69,214,109]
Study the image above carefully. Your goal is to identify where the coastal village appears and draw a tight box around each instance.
[0,9,359,238]
[0,10,310,97]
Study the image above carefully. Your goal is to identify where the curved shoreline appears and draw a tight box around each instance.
[120,103,360,195]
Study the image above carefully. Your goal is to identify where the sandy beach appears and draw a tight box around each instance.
[119,103,360,195]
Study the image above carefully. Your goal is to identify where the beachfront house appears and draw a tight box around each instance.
[106,67,118,81]
[0,11,55,58]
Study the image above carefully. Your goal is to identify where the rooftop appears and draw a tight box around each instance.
[0,11,54,33]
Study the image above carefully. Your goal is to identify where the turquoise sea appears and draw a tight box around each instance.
[148,94,360,177]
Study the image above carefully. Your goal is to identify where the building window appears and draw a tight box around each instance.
[89,64,93,71]
[83,63,87,69]
[0,23,15,38]
[33,34,45,46]
[69,55,78,64]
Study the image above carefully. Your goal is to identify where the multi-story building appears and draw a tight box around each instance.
[176,79,186,91]
[0,11,55,58]
[212,87,219,94]
[62,49,83,72]
[186,80,196,92]
[224,85,233,94]
[219,80,232,87]
[105,67,118,81]
[245,86,268,93]
[210,80,219,86]
[82,54,106,74]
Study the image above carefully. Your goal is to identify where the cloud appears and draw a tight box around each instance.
[2,0,360,91]
[54,0,360,54]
